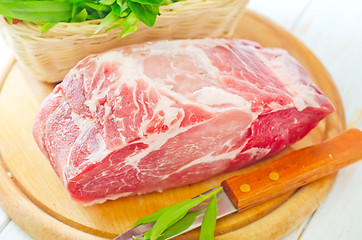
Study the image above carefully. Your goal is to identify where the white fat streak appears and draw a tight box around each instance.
[267,100,294,112]
[165,146,271,180]
[124,110,188,168]
[85,52,137,114]
[64,111,108,180]
[242,147,271,160]
[99,50,140,86]
[84,51,145,144]
[83,51,141,115]
[84,98,98,112]
[255,48,321,111]
[80,133,110,169]
[70,111,95,136]
[81,191,134,206]
[228,42,263,81]
[194,86,251,109]
[137,39,253,113]
[150,94,181,127]
[173,147,243,175]
[85,89,107,113]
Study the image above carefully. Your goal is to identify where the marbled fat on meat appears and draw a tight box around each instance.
[33,38,334,204]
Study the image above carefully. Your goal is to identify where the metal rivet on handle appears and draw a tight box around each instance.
[240,183,251,193]
[269,171,280,181]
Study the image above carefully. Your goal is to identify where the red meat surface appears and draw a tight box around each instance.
[33,38,334,204]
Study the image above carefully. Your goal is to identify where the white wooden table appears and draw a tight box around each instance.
[0,0,361,239]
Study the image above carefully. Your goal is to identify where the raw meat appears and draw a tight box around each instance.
[33,38,334,204]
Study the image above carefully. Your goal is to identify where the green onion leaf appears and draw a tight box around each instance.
[83,2,110,12]
[133,197,199,227]
[72,9,88,22]
[66,0,85,3]
[199,193,218,240]
[132,236,144,240]
[118,12,139,38]
[100,0,116,5]
[71,3,77,18]
[93,10,119,35]
[149,201,197,240]
[40,22,57,34]
[127,0,159,27]
[112,3,122,16]
[131,0,163,4]
[117,0,130,15]
[4,16,13,24]
[0,1,72,22]
[158,210,203,240]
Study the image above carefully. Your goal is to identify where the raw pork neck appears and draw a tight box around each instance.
[33,38,334,204]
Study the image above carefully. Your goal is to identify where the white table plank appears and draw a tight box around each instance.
[0,209,9,232]
[0,221,34,240]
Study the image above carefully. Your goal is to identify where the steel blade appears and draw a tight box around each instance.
[114,222,154,240]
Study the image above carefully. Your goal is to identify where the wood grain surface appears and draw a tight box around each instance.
[0,10,345,240]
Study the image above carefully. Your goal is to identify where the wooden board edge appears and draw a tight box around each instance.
[0,152,108,240]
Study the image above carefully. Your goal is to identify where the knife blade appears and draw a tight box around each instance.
[115,128,362,240]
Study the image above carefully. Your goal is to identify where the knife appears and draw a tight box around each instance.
[115,128,362,240]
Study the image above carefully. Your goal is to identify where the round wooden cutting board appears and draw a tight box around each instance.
[0,10,345,240]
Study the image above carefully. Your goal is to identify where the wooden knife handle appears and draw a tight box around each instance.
[221,128,362,210]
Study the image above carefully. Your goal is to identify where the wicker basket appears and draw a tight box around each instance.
[0,0,248,83]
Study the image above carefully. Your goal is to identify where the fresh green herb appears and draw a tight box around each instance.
[0,1,73,22]
[127,0,160,28]
[40,22,57,34]
[156,210,202,240]
[199,193,218,239]
[132,237,144,240]
[0,0,182,38]
[133,187,222,240]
